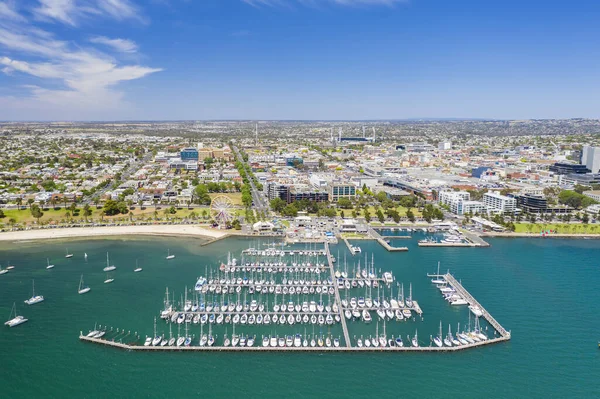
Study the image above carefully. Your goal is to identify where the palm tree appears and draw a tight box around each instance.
[100,210,105,222]
[16,197,22,210]
[27,198,34,210]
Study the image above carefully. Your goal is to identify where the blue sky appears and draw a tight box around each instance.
[0,0,599,121]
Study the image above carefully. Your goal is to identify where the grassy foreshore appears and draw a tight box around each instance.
[512,223,600,235]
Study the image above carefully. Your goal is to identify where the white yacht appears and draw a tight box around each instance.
[441,234,463,243]
[411,330,419,347]
[104,273,114,284]
[433,322,443,347]
[5,303,28,327]
[166,249,175,260]
[103,253,116,272]
[46,258,55,269]
[194,277,207,291]
[469,305,484,317]
[362,309,372,323]
[134,259,142,273]
[78,274,91,294]
[0,264,8,275]
[65,248,73,258]
[24,280,44,305]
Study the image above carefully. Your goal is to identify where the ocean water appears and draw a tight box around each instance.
[0,235,599,398]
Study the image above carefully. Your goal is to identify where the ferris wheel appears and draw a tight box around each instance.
[210,195,235,226]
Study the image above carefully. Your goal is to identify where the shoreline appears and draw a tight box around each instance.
[481,232,600,239]
[0,225,231,242]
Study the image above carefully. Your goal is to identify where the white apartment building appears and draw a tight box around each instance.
[439,191,470,209]
[438,191,486,215]
[583,190,600,202]
[461,200,487,215]
[483,191,516,214]
[438,141,452,150]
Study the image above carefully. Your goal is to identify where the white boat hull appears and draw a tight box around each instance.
[24,296,44,305]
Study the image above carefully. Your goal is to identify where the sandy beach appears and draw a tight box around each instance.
[0,225,230,242]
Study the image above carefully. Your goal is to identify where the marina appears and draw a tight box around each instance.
[77,241,510,352]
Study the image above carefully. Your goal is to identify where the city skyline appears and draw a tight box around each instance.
[1,0,600,121]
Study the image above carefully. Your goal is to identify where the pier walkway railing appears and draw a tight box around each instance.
[444,273,510,338]
[80,334,510,352]
[325,243,352,348]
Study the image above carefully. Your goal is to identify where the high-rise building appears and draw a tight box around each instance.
[581,145,600,173]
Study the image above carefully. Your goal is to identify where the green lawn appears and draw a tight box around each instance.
[514,223,600,234]
[0,206,216,225]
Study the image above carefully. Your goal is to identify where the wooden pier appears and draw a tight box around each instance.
[369,228,408,252]
[443,273,510,338]
[325,242,352,347]
[79,334,509,352]
[342,238,354,255]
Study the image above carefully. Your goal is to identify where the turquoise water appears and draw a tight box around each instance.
[1,236,599,398]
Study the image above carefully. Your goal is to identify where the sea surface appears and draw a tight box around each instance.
[0,235,599,398]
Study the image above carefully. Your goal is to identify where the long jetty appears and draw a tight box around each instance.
[325,242,352,347]
[79,334,509,352]
[443,273,510,338]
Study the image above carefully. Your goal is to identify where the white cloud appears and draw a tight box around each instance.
[90,36,138,53]
[0,1,25,21]
[97,0,138,20]
[33,0,141,26]
[0,1,161,120]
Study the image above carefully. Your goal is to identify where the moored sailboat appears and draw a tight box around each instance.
[5,303,28,327]
[78,274,91,294]
[166,249,175,260]
[24,280,44,305]
[103,253,116,272]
